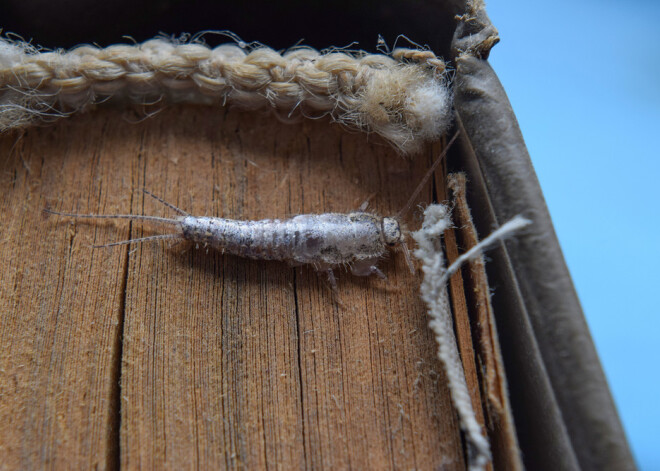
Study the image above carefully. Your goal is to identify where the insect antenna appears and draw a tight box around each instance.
[394,131,460,275]
[43,209,181,226]
[92,233,181,248]
[395,130,460,221]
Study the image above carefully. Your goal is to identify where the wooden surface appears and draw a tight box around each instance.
[0,106,469,470]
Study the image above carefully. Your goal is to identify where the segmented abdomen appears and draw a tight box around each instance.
[180,213,386,266]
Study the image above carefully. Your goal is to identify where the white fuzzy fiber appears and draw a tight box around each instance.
[0,37,452,155]
[412,204,531,471]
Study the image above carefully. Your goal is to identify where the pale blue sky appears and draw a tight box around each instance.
[486,1,660,469]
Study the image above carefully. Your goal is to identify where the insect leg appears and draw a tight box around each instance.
[326,269,338,290]
[358,192,377,211]
[351,259,387,279]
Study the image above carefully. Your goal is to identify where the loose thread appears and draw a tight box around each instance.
[440,214,531,286]
[412,205,530,471]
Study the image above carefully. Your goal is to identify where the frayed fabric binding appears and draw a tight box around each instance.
[0,36,452,155]
[412,204,530,471]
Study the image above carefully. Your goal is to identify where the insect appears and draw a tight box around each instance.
[45,133,458,287]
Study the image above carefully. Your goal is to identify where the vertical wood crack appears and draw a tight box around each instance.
[106,212,132,470]
[292,270,308,469]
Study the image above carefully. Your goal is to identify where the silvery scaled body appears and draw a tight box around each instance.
[181,212,401,276]
[44,187,414,284]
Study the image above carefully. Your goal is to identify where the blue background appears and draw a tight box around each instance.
[486,0,659,469]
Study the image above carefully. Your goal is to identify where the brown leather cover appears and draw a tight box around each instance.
[451,2,635,470]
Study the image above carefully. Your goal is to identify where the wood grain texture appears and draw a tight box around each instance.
[0,106,467,470]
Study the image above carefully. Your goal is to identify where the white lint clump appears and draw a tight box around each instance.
[349,64,452,154]
[407,82,452,143]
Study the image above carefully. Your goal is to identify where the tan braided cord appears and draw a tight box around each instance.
[0,38,452,154]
